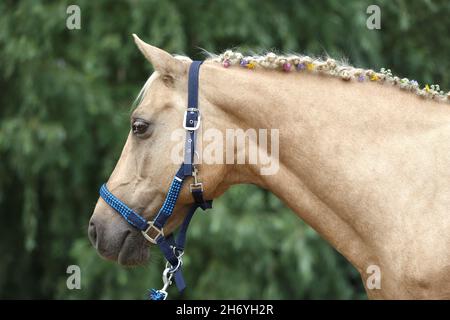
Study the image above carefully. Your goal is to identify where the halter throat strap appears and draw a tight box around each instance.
[99,61,212,298]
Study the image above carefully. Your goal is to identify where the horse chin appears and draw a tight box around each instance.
[117,231,150,266]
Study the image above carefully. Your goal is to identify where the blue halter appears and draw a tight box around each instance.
[99,61,212,300]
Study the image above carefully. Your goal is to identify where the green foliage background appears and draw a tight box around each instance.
[0,0,449,299]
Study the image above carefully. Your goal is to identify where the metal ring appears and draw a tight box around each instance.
[171,246,184,258]
[141,222,164,244]
[194,151,200,162]
[165,257,183,274]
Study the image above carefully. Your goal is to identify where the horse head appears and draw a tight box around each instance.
[88,35,230,266]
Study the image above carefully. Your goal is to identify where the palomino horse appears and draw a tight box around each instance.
[89,34,450,299]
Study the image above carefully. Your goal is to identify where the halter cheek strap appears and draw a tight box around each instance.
[99,61,212,300]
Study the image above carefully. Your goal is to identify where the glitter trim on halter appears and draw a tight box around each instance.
[212,50,450,103]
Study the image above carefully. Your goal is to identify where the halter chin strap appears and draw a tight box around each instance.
[99,61,212,299]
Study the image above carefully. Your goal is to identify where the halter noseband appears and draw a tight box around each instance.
[99,61,212,300]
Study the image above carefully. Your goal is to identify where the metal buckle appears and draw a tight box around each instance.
[141,222,164,244]
[183,108,201,131]
[190,183,203,193]
[190,166,204,192]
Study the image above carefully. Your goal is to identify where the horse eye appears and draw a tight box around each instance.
[132,119,149,135]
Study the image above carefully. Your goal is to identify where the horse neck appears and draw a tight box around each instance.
[200,62,450,270]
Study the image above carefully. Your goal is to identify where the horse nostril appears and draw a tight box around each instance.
[88,221,98,247]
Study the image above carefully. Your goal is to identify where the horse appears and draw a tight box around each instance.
[89,34,450,299]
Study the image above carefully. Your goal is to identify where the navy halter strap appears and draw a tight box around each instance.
[99,61,212,300]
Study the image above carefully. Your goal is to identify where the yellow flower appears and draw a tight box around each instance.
[247,62,256,69]
[425,84,430,92]
[370,74,379,81]
[306,62,314,71]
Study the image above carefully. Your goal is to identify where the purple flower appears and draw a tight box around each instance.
[240,59,248,67]
[358,75,365,82]
[296,63,306,71]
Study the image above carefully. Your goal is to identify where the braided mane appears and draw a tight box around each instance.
[208,50,450,103]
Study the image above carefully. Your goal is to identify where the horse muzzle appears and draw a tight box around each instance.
[89,199,149,266]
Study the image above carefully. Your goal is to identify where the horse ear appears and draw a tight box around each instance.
[132,34,185,77]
